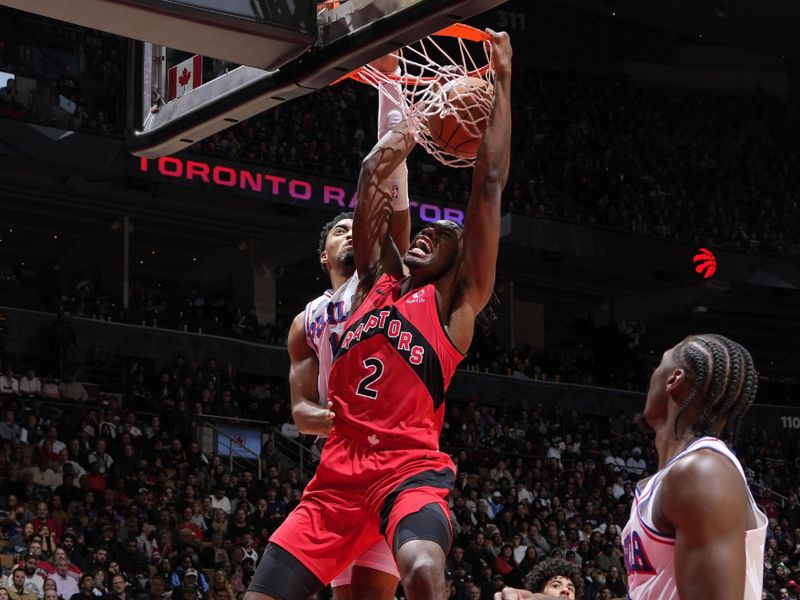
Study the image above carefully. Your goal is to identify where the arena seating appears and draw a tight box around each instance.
[0,348,797,599]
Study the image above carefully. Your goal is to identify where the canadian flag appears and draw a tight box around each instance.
[167,55,202,101]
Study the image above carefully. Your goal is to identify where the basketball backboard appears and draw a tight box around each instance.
[0,0,507,157]
[128,0,508,157]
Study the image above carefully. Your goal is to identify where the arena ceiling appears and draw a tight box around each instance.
[556,0,800,58]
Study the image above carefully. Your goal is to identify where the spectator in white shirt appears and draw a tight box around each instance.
[240,533,259,564]
[517,482,534,505]
[52,559,80,599]
[546,441,563,468]
[19,369,42,397]
[210,487,231,515]
[511,534,528,564]
[0,366,20,396]
[603,448,626,470]
[39,426,66,455]
[26,456,62,491]
[8,555,45,599]
[61,452,87,481]
[611,474,626,500]
[625,447,647,475]
[121,412,143,438]
[489,460,514,484]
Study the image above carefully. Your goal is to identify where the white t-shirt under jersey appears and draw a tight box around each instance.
[622,436,766,600]
[303,273,360,405]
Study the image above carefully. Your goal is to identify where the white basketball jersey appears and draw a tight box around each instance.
[622,436,766,600]
[303,273,360,405]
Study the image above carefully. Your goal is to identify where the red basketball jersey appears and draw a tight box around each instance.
[327,273,465,451]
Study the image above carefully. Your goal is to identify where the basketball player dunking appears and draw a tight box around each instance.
[245,28,511,600]
[286,55,410,600]
[497,334,766,600]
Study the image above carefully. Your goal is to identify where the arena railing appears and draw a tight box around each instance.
[198,419,262,480]
[194,414,318,481]
[272,428,317,482]
[747,479,788,508]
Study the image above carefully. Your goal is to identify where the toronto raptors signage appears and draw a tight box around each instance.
[136,156,465,225]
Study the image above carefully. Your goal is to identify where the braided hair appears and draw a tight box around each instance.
[672,334,758,443]
[317,212,354,273]
[523,558,583,598]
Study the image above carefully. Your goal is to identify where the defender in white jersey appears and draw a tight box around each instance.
[284,52,411,600]
[623,436,766,600]
[623,334,764,600]
[303,272,361,407]
[495,334,763,600]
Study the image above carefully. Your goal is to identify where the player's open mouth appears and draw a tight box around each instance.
[408,235,433,258]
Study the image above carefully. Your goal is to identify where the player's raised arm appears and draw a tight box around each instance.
[372,52,413,259]
[458,30,512,312]
[352,120,416,288]
[287,312,334,436]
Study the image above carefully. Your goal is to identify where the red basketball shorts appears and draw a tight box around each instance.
[268,428,455,585]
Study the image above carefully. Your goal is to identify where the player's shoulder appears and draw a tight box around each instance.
[662,446,744,506]
[673,445,739,478]
[303,290,334,319]
[659,445,752,537]
[290,310,306,334]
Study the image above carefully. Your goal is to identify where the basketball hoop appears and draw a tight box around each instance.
[342,23,495,168]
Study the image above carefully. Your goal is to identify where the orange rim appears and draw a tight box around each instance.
[433,23,491,43]
[335,23,492,86]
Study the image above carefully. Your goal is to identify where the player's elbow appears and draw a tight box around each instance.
[290,403,311,433]
[473,168,506,196]
[360,152,382,179]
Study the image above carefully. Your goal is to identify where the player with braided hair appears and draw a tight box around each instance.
[621,333,765,599]
[497,334,764,600]
[669,334,758,444]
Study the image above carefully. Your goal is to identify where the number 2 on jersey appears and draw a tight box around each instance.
[356,358,384,399]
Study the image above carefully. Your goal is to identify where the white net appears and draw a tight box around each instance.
[351,24,495,168]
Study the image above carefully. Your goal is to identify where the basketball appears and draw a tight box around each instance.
[426,76,494,160]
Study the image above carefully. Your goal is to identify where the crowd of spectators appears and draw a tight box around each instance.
[189,69,800,258]
[123,355,290,427]
[0,9,125,133]
[437,400,800,600]
[3,8,800,257]
[0,264,288,352]
[3,267,798,406]
[2,12,800,595]
[1,350,800,599]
